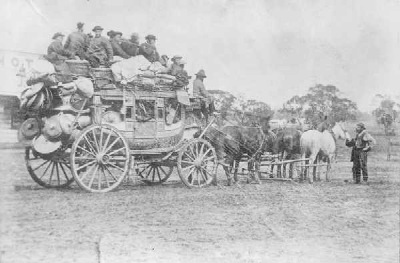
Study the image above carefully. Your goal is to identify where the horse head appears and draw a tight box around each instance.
[331,122,351,140]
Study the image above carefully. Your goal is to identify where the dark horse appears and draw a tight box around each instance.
[199,116,271,185]
[272,127,302,178]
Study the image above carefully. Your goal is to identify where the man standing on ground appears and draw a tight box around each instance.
[345,123,376,184]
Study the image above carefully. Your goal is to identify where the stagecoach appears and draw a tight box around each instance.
[22,61,218,192]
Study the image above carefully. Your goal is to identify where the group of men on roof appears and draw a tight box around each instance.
[45,22,215,121]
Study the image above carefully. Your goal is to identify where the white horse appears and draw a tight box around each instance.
[300,122,350,183]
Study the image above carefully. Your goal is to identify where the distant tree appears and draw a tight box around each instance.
[280,84,358,127]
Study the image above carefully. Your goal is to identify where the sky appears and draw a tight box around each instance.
[1,0,399,111]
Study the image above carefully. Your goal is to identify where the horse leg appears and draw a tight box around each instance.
[234,159,240,184]
[308,154,317,184]
[255,160,261,184]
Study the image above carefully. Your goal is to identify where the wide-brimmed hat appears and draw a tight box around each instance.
[145,34,157,40]
[92,26,104,32]
[195,69,207,78]
[52,32,64,39]
[32,135,62,155]
[113,31,123,37]
[107,30,116,37]
[356,122,366,130]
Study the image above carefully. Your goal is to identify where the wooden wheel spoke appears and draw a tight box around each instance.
[187,167,196,185]
[151,166,156,182]
[32,159,50,171]
[199,143,205,157]
[39,161,53,179]
[103,136,121,155]
[77,145,96,157]
[196,169,201,186]
[156,167,162,182]
[107,146,127,157]
[59,162,70,181]
[182,164,195,172]
[88,165,99,189]
[138,164,151,178]
[76,160,97,172]
[183,152,194,162]
[55,163,61,185]
[201,167,214,179]
[105,162,125,172]
[202,155,216,163]
[79,162,97,182]
[48,162,56,185]
[202,148,212,159]
[102,167,110,188]
[102,130,113,152]
[92,129,100,152]
[104,165,119,182]
[189,145,197,159]
[98,127,104,151]
[180,160,194,165]
[84,135,98,155]
[159,166,170,176]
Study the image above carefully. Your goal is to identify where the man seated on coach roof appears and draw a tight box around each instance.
[165,55,186,76]
[46,32,75,65]
[64,22,88,60]
[139,34,160,62]
[120,33,140,57]
[109,31,131,59]
[86,26,113,67]
[192,69,215,124]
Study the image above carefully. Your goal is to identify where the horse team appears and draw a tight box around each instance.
[199,116,351,185]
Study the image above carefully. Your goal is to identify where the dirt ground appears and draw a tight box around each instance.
[0,121,399,263]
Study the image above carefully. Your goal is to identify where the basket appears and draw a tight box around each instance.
[66,60,90,76]
[90,67,114,88]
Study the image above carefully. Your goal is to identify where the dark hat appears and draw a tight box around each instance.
[145,34,157,40]
[107,30,116,37]
[113,31,123,37]
[195,69,207,78]
[356,122,366,130]
[52,32,64,39]
[77,22,84,29]
[92,26,104,32]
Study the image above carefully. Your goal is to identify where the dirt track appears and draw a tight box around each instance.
[0,124,399,263]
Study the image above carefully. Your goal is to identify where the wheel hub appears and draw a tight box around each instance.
[96,153,110,164]
[194,159,202,168]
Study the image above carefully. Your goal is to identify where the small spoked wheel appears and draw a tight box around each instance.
[177,138,217,188]
[136,161,174,185]
[25,147,74,188]
[70,124,130,193]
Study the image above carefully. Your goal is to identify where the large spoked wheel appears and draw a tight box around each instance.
[70,124,131,193]
[136,161,174,185]
[177,138,217,188]
[25,146,74,188]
